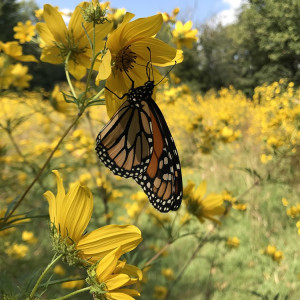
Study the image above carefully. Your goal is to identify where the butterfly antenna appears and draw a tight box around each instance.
[146,47,154,81]
[154,61,177,87]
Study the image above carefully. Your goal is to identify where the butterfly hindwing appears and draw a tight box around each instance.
[134,97,182,212]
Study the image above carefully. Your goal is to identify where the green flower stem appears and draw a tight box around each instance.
[29,254,63,299]
[90,87,105,102]
[0,113,83,229]
[83,21,96,99]
[50,287,91,300]
[65,51,77,99]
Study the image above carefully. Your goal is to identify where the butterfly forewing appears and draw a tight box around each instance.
[96,99,154,178]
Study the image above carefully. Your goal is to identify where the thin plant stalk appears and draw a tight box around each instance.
[29,254,63,299]
[1,112,82,228]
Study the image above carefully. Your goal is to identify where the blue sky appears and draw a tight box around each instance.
[34,0,242,25]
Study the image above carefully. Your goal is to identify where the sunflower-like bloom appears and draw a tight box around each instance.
[184,180,225,224]
[44,170,142,265]
[36,3,112,80]
[88,246,142,299]
[172,20,198,49]
[13,20,36,44]
[101,12,183,118]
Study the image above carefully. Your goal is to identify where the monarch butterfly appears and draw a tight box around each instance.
[95,55,182,212]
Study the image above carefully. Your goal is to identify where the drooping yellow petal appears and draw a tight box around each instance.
[96,247,122,282]
[67,59,87,80]
[43,4,67,44]
[105,70,132,118]
[121,264,143,281]
[110,289,140,299]
[77,224,142,263]
[96,50,112,84]
[105,274,131,290]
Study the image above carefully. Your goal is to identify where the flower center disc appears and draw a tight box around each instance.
[115,46,137,72]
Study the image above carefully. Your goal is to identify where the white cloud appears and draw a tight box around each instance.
[215,0,247,26]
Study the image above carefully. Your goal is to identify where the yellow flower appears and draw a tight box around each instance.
[184,180,225,224]
[260,153,272,164]
[172,20,198,49]
[103,12,183,118]
[0,41,38,62]
[232,203,247,211]
[9,63,33,88]
[5,243,29,258]
[154,285,168,300]
[22,231,37,244]
[93,247,141,299]
[36,3,112,80]
[13,20,36,43]
[282,197,289,206]
[265,245,276,256]
[226,237,240,248]
[53,264,66,276]
[61,279,85,289]
[162,268,174,280]
[44,170,142,265]
[273,250,283,263]
[35,9,44,20]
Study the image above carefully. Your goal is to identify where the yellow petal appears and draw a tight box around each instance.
[52,170,66,201]
[109,292,136,300]
[67,59,87,80]
[105,71,131,118]
[105,273,131,290]
[107,12,135,52]
[121,264,143,281]
[40,46,62,64]
[96,50,112,84]
[15,55,38,63]
[59,183,93,242]
[111,289,140,298]
[183,20,193,31]
[175,21,183,31]
[43,191,56,224]
[77,224,142,263]
[96,247,122,282]
[36,22,55,45]
[121,14,163,44]
[68,6,85,41]
[130,38,177,65]
[43,4,67,43]
[195,181,207,200]
[202,193,223,209]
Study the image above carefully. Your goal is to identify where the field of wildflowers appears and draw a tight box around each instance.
[1,1,300,300]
